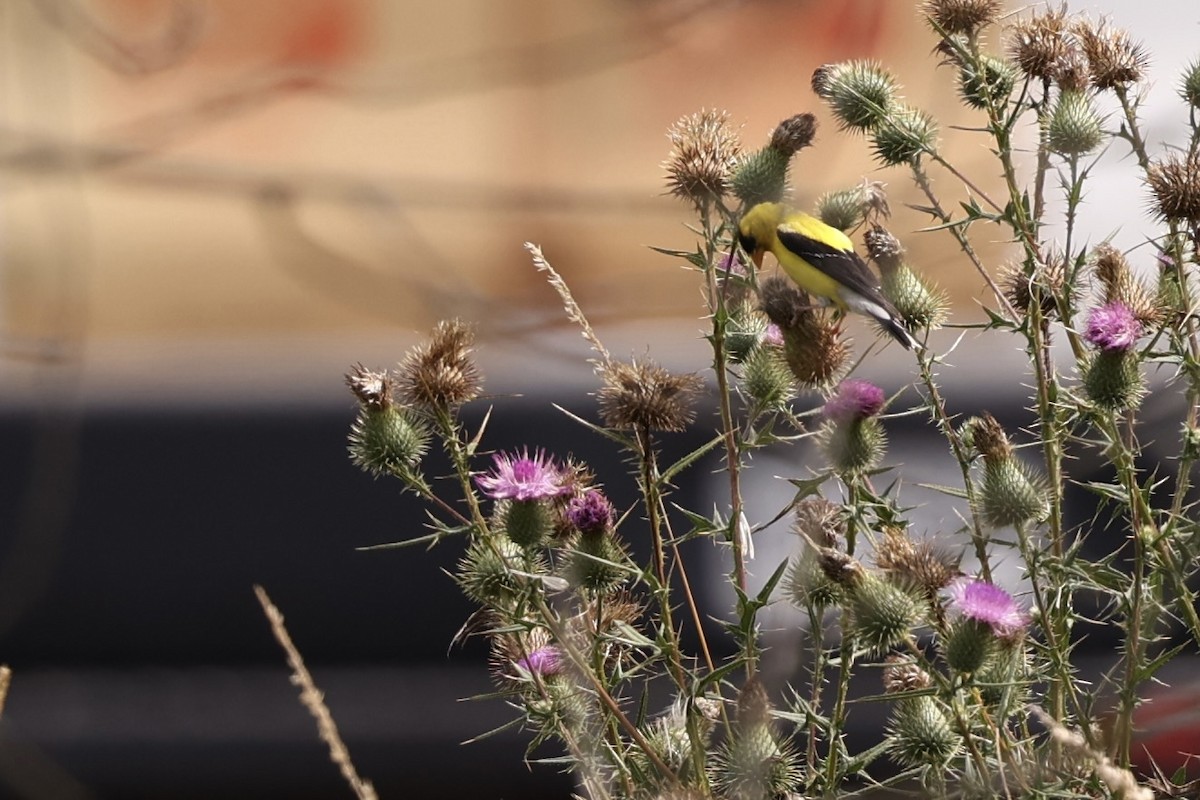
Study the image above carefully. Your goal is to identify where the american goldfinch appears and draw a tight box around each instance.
[737,202,917,349]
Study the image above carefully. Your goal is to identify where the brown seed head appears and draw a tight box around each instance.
[970,412,1012,465]
[597,358,703,433]
[864,225,905,273]
[792,497,845,548]
[735,679,771,727]
[397,319,482,410]
[663,109,742,205]
[1147,152,1200,224]
[769,112,818,156]
[999,252,1066,320]
[877,526,961,596]
[1073,18,1148,89]
[1091,242,1161,325]
[1053,47,1093,93]
[1008,5,1072,82]
[923,0,1002,37]
[345,362,393,409]
[882,653,933,694]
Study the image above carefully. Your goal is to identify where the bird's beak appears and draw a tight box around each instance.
[750,249,764,269]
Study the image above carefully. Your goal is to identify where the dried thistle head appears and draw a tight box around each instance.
[792,497,845,548]
[1091,242,1161,326]
[1008,4,1072,82]
[1053,47,1093,93]
[397,319,482,410]
[999,252,1067,320]
[1147,152,1200,224]
[345,362,393,409]
[922,0,1002,38]
[597,358,703,432]
[768,112,818,156]
[876,526,961,597]
[967,412,1012,465]
[663,109,742,206]
[882,653,933,694]
[1072,17,1148,90]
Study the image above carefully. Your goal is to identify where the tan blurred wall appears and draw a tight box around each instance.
[0,0,1012,373]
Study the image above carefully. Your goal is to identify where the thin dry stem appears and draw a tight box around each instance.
[0,665,12,719]
[525,242,611,369]
[254,585,378,800]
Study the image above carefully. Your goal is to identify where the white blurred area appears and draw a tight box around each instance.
[0,0,1038,407]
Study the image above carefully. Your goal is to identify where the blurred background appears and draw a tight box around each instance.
[0,0,1196,797]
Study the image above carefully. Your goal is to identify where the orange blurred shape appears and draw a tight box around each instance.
[98,0,367,68]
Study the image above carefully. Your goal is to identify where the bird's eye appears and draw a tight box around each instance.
[737,233,756,253]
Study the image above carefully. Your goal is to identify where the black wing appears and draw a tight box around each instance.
[776,228,883,301]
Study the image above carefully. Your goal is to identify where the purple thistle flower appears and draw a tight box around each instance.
[567,490,614,534]
[823,379,886,423]
[476,449,569,501]
[1084,301,1142,352]
[950,578,1028,635]
[763,323,784,348]
[718,249,748,278]
[516,645,563,677]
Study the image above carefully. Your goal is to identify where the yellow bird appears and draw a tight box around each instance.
[737,202,917,349]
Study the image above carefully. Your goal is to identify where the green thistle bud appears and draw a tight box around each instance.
[979,457,1050,529]
[779,314,850,390]
[725,310,770,363]
[742,342,796,411]
[631,700,713,789]
[1083,350,1144,410]
[943,618,993,674]
[871,104,938,166]
[731,146,791,206]
[849,574,923,655]
[457,536,531,607]
[821,380,888,474]
[812,61,899,132]
[1182,59,1200,108]
[887,696,961,768]
[1048,90,1103,156]
[347,405,429,480]
[815,186,866,232]
[958,54,1015,109]
[711,682,803,800]
[785,545,843,610]
[499,500,553,549]
[568,529,626,594]
[866,225,948,330]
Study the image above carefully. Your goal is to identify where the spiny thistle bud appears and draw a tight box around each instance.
[597,359,703,433]
[458,536,536,607]
[731,113,818,206]
[865,225,948,330]
[871,104,939,166]
[943,617,994,674]
[347,404,430,480]
[820,379,888,474]
[725,308,771,363]
[958,54,1016,110]
[1009,6,1071,82]
[976,636,1029,707]
[1083,301,1145,410]
[923,0,1002,37]
[1156,252,1187,320]
[566,491,626,593]
[1048,89,1103,156]
[882,653,933,694]
[1073,18,1148,90]
[786,543,843,610]
[1182,59,1200,108]
[812,61,899,133]
[632,699,714,789]
[787,499,849,608]
[742,341,796,412]
[969,414,1050,529]
[758,276,850,389]
[848,573,924,655]
[397,319,482,410]
[1147,152,1200,224]
[663,109,742,206]
[711,681,803,800]
[815,179,891,231]
[887,695,961,768]
[1092,243,1160,326]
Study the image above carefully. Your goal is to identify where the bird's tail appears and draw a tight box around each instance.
[876,312,918,350]
[850,295,919,350]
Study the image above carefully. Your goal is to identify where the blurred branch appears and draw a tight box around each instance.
[29,0,204,75]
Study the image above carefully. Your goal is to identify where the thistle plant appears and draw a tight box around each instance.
[337,2,1200,797]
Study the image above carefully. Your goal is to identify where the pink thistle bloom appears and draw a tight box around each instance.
[516,645,563,677]
[950,578,1028,635]
[476,449,569,501]
[763,323,784,347]
[1085,301,1142,352]
[718,249,748,278]
[566,490,614,534]
[823,379,886,423]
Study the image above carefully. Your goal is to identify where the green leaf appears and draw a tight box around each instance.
[660,433,725,483]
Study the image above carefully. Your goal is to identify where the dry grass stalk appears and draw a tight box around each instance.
[254,585,378,800]
[525,242,611,370]
[0,665,11,719]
